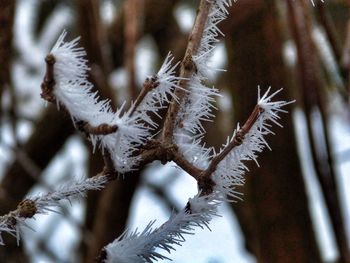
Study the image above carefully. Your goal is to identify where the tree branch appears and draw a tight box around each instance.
[161,0,213,143]
[202,105,264,179]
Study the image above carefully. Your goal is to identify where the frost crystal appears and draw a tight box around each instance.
[212,87,294,201]
[105,193,221,263]
[0,175,109,244]
[174,0,232,169]
[132,52,182,128]
[49,32,180,172]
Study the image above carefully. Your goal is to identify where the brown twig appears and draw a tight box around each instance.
[77,122,119,136]
[161,0,213,143]
[202,105,264,179]
[128,76,159,116]
[40,54,56,103]
[124,0,143,100]
[139,139,203,179]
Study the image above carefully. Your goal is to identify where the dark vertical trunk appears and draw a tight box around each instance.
[287,0,350,261]
[224,1,322,262]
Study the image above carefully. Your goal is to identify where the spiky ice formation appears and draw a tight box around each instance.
[0,175,108,245]
[174,1,232,169]
[105,192,221,263]
[212,87,294,201]
[48,31,180,172]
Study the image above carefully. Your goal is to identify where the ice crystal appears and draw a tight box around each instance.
[212,87,294,201]
[105,193,221,263]
[49,32,180,172]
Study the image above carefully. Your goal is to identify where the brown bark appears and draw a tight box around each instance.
[225,1,322,262]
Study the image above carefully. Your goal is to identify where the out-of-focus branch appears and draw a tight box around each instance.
[0,0,18,147]
[342,14,350,102]
[124,0,143,100]
[316,2,342,65]
[287,1,350,262]
[76,0,115,107]
[0,0,15,108]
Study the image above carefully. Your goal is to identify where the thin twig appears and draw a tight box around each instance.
[202,105,264,179]
[128,76,159,116]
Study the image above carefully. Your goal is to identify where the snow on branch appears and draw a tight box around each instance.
[103,192,221,263]
[0,174,109,245]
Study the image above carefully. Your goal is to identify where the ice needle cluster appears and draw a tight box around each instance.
[105,193,221,263]
[174,1,233,169]
[212,88,294,200]
[104,0,293,261]
[0,0,297,260]
[50,31,181,172]
[0,175,108,245]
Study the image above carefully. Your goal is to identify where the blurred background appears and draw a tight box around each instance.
[0,0,349,262]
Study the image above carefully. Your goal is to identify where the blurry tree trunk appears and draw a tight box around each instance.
[288,0,350,261]
[86,173,141,262]
[0,1,28,261]
[108,0,185,67]
[0,0,14,115]
[225,1,322,262]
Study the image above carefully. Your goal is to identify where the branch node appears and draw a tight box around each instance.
[17,199,37,219]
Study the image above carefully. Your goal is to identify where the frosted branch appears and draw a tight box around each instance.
[210,88,294,200]
[102,192,222,263]
[0,174,109,245]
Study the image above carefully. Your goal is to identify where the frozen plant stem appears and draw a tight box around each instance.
[162,0,213,143]
[41,55,119,137]
[202,105,264,179]
[0,1,295,261]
